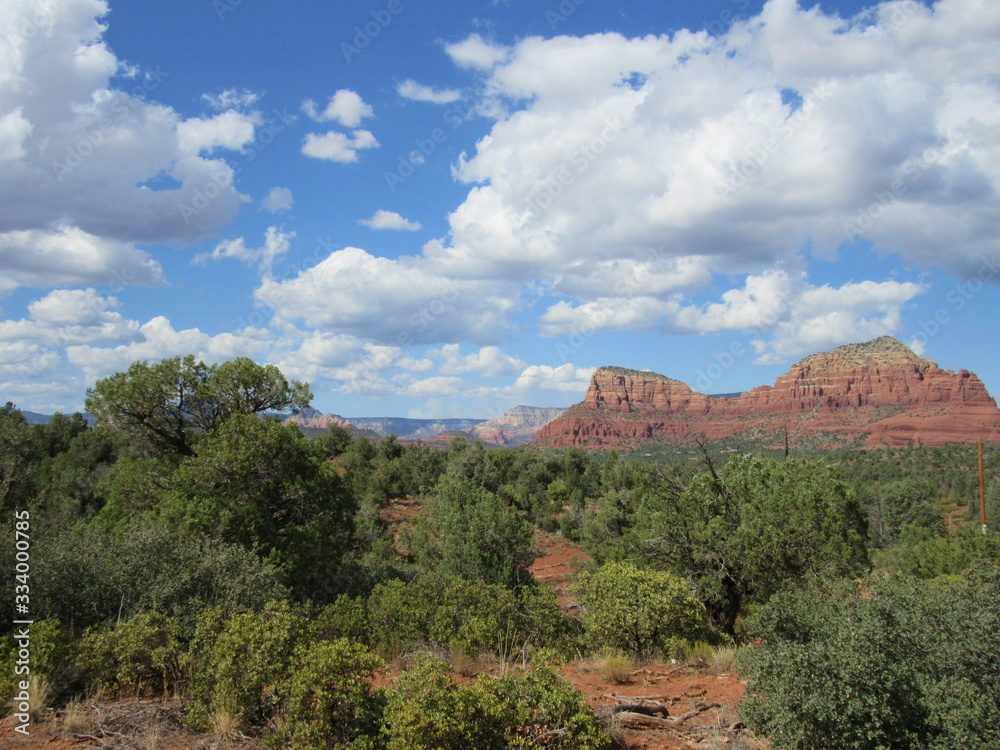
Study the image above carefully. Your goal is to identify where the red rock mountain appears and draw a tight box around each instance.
[535,337,1000,450]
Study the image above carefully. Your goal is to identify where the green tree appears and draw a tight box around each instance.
[85,355,311,456]
[574,561,716,659]
[630,454,868,634]
[157,414,355,595]
[407,474,534,589]
[862,477,942,548]
[0,402,40,512]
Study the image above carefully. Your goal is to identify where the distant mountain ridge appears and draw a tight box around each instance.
[535,336,1000,450]
[468,405,567,446]
[282,407,486,441]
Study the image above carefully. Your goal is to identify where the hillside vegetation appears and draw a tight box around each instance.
[2,355,999,749]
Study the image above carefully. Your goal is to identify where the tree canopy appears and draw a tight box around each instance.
[85,355,312,456]
[629,453,869,634]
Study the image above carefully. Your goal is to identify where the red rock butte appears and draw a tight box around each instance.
[534,336,1000,450]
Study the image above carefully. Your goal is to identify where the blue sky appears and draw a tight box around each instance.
[1,0,999,419]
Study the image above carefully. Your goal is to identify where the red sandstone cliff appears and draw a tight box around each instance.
[535,337,1000,450]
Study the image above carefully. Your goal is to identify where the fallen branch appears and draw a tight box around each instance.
[608,702,722,730]
[607,703,669,718]
[608,693,675,703]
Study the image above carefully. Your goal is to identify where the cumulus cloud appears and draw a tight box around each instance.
[301,130,379,162]
[359,210,422,231]
[444,34,509,70]
[194,226,294,274]
[429,344,526,376]
[0,288,140,347]
[254,246,516,346]
[397,79,462,104]
[176,110,258,155]
[425,0,1000,346]
[67,315,274,382]
[262,186,293,212]
[0,226,163,291]
[0,0,254,249]
[302,89,373,127]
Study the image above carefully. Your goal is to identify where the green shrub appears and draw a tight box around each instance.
[574,561,715,659]
[478,666,612,749]
[740,566,1000,749]
[874,525,1000,580]
[187,601,309,730]
[383,655,610,750]
[269,638,385,750]
[383,655,483,750]
[407,474,534,589]
[367,573,574,660]
[76,612,183,697]
[312,595,373,646]
[31,520,288,633]
[0,619,73,711]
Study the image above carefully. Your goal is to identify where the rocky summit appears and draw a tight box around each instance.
[535,337,1000,450]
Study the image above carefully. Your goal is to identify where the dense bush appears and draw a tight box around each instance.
[407,474,534,589]
[383,655,610,750]
[574,561,716,659]
[269,638,385,750]
[76,612,184,697]
[187,601,311,729]
[0,619,73,708]
[874,525,1000,580]
[367,572,573,660]
[740,565,1000,749]
[31,519,288,632]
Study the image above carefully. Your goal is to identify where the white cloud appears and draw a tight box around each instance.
[749,277,928,364]
[445,34,509,70]
[397,79,462,104]
[254,246,516,346]
[67,315,274,383]
[177,110,258,155]
[426,0,1000,315]
[194,226,293,274]
[302,89,373,127]
[399,376,466,398]
[262,187,294,212]
[0,108,32,163]
[430,344,526,376]
[359,210,421,231]
[0,289,140,346]
[0,0,254,248]
[0,226,163,291]
[512,364,596,393]
[539,297,677,337]
[0,342,62,380]
[302,130,379,162]
[202,88,260,111]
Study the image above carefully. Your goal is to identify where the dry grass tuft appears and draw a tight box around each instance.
[597,652,635,684]
[449,644,481,678]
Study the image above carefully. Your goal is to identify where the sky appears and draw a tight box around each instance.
[1,0,999,419]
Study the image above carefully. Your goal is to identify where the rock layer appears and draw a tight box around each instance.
[535,337,1000,450]
[469,406,567,446]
